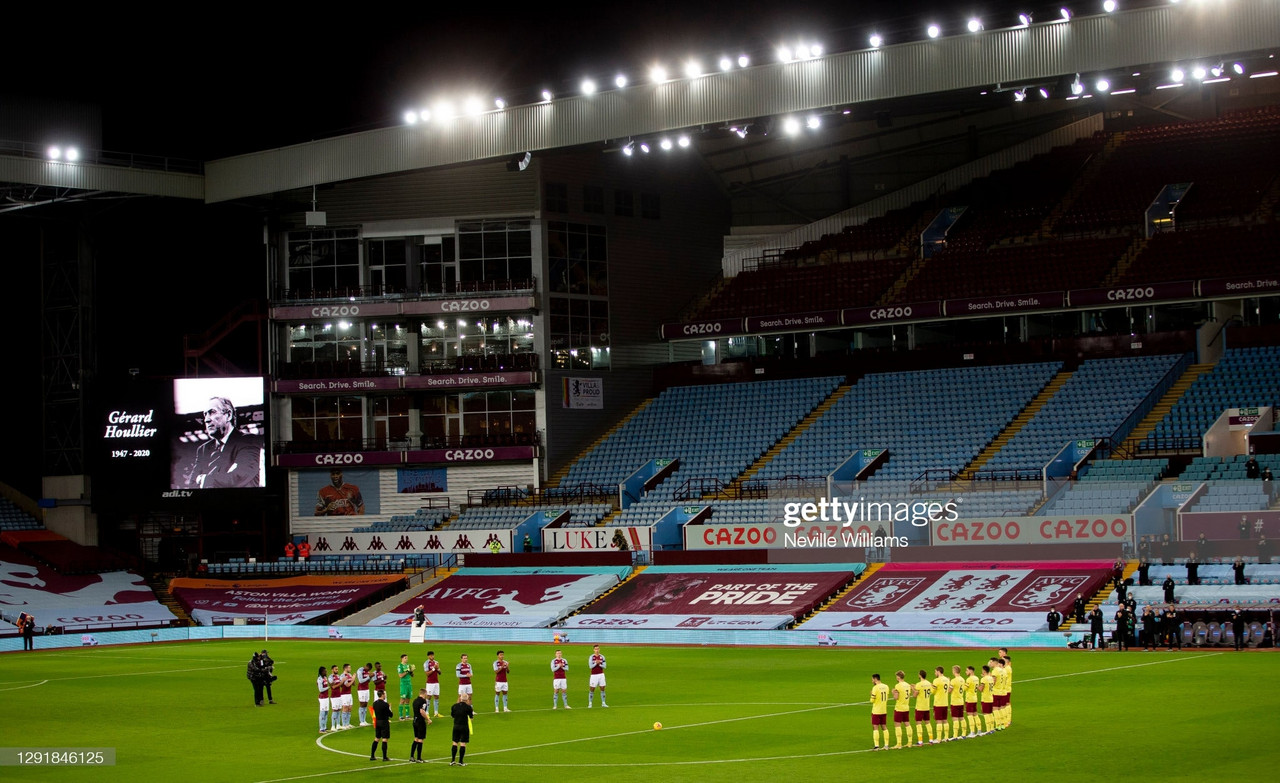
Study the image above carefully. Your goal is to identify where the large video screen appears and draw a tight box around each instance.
[96,375,265,507]
[170,377,266,490]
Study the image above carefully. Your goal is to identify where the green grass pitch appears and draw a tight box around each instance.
[0,639,1274,782]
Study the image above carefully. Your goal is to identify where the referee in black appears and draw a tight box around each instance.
[449,693,475,766]
[370,691,393,761]
[410,688,432,762]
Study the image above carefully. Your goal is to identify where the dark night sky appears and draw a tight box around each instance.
[4,2,1113,159]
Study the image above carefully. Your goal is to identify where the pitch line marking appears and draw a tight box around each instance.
[270,651,1225,781]
[6,664,245,686]
[0,679,47,691]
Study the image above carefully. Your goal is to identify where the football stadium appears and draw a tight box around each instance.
[3,2,1280,781]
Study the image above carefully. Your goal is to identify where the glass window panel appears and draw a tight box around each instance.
[483,230,507,258]
[508,230,531,257]
[458,232,483,260]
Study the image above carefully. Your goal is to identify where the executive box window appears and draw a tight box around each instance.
[459,390,537,442]
[287,322,362,366]
[456,220,533,285]
[547,222,607,295]
[284,321,408,376]
[547,221,610,370]
[366,237,409,294]
[291,396,364,445]
[420,316,536,370]
[287,228,360,295]
[544,182,569,213]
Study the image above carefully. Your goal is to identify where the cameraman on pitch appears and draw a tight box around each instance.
[260,649,277,704]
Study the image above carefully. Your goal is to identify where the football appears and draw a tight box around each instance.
[653,722,662,730]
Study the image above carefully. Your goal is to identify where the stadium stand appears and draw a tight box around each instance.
[1057,106,1280,233]
[755,362,1061,482]
[896,236,1130,303]
[559,376,842,500]
[1040,459,1169,514]
[0,497,43,531]
[983,354,1184,472]
[1117,223,1280,287]
[1142,345,1280,451]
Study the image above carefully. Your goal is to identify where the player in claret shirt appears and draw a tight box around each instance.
[317,666,332,734]
[328,665,344,731]
[339,663,355,729]
[587,644,608,708]
[456,653,474,699]
[372,661,388,701]
[424,651,442,717]
[493,650,511,713]
[356,662,372,727]
[551,649,570,709]
[869,673,890,751]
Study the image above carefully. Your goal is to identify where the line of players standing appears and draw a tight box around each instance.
[314,646,611,764]
[869,650,1013,751]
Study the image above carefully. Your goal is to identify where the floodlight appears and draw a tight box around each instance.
[927,24,941,38]
[869,33,883,48]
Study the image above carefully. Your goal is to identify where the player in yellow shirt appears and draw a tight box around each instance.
[931,666,951,743]
[949,665,966,741]
[992,657,1010,730]
[998,649,1013,726]
[978,664,996,734]
[892,670,913,748]
[913,670,934,746]
[869,673,891,751]
[963,665,980,737]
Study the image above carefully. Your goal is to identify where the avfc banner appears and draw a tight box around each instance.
[307,530,513,556]
[368,572,621,627]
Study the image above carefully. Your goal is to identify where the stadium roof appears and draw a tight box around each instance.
[202,2,1280,202]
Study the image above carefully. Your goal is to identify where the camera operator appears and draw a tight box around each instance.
[260,649,278,704]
